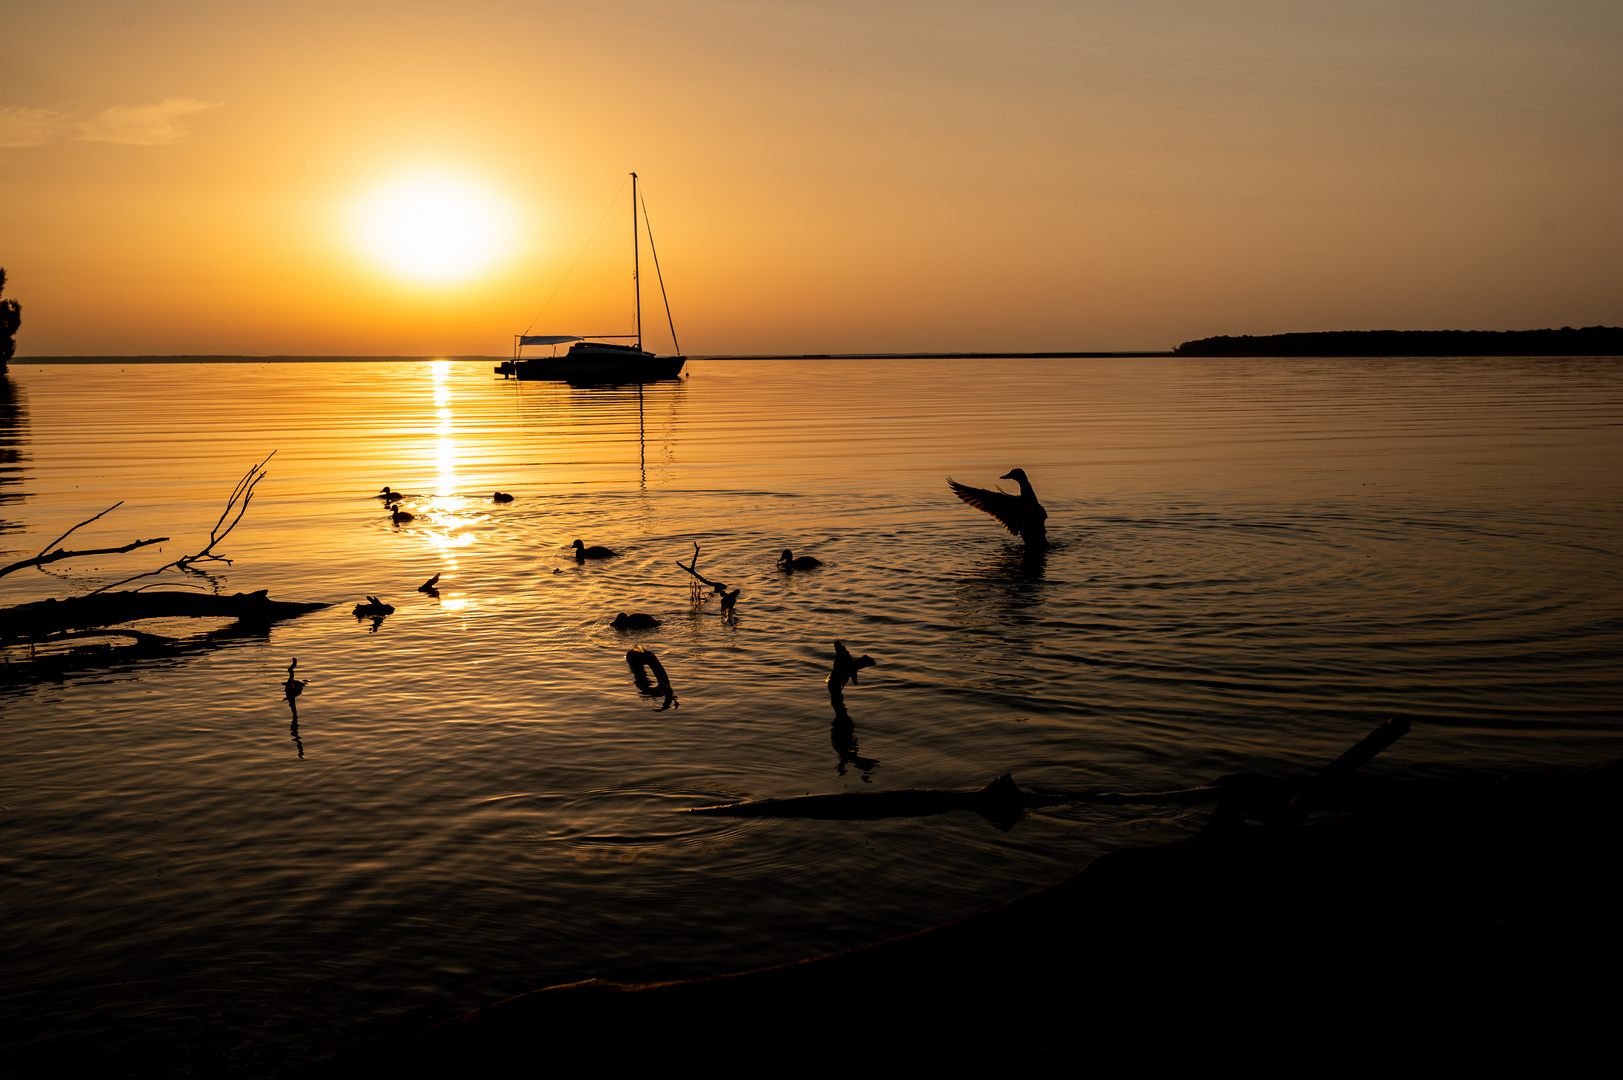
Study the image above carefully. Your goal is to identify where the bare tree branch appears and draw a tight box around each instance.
[34,501,124,559]
[89,452,275,595]
[0,535,170,580]
[672,542,727,596]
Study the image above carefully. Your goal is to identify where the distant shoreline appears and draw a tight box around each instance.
[1175,326,1623,356]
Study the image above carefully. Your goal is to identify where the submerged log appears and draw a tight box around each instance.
[688,773,1072,825]
[0,589,330,643]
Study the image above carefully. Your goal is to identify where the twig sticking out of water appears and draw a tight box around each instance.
[89,453,276,595]
[673,542,728,606]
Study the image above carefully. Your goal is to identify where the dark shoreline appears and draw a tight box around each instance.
[313,757,1623,1074]
[1176,325,1623,356]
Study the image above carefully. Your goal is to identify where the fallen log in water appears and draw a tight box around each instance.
[687,772,1073,826]
[0,589,330,643]
[316,757,1623,1074]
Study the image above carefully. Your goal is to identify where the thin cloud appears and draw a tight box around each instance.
[76,98,221,146]
[0,106,64,148]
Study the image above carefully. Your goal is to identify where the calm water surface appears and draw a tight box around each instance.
[2,356,1620,1074]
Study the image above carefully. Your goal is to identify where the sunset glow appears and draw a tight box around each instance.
[350,174,517,285]
[2,2,1619,355]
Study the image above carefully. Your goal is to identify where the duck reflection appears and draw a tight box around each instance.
[283,658,307,758]
[827,641,879,781]
[829,689,878,782]
[625,646,678,710]
[953,543,1052,624]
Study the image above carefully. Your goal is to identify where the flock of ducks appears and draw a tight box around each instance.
[289,470,1046,737]
[366,469,1047,626]
[358,466,1045,643]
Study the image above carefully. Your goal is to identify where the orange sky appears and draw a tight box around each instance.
[3,1,1620,355]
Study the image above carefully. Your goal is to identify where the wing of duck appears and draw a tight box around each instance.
[948,479,1027,536]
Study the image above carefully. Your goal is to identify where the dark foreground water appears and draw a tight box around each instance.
[2,356,1620,1074]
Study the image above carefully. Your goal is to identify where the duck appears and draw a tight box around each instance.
[377,486,411,502]
[572,539,618,562]
[493,491,515,503]
[353,596,395,618]
[611,611,661,629]
[778,549,823,571]
[947,467,1048,549]
[828,640,877,691]
[417,573,441,593]
[282,658,307,700]
[390,506,415,525]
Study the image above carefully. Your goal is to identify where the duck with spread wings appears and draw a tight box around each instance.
[947,468,1048,550]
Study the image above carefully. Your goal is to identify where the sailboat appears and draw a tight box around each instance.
[499,172,687,382]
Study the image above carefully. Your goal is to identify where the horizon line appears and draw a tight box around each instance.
[10,351,1177,364]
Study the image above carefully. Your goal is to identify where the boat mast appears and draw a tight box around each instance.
[631,171,641,351]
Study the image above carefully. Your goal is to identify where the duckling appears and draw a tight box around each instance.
[352,596,395,618]
[390,506,415,525]
[572,539,618,562]
[611,611,661,629]
[417,573,441,593]
[493,491,515,503]
[282,658,307,700]
[947,467,1048,549]
[377,486,411,502]
[828,640,877,691]
[778,548,823,571]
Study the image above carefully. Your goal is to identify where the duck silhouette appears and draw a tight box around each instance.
[390,506,415,525]
[572,539,618,562]
[282,658,307,700]
[948,468,1048,549]
[828,640,877,691]
[493,491,514,503]
[377,486,412,502]
[611,611,661,629]
[778,549,823,570]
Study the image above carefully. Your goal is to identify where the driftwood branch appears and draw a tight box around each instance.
[89,452,274,595]
[37,501,124,556]
[672,542,727,597]
[626,646,679,710]
[0,534,170,579]
[0,589,331,644]
[1265,716,1411,825]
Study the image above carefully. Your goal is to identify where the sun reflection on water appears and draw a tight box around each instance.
[431,361,458,499]
[424,360,473,608]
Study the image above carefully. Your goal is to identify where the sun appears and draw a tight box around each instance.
[350,172,517,284]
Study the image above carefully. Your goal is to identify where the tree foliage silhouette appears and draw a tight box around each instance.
[0,267,20,368]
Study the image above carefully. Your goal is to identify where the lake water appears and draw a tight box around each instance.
[2,356,1620,1075]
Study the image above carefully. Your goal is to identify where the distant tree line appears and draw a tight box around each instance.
[1174,326,1623,357]
[0,267,19,374]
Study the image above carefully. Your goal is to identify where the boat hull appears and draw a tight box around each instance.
[501,355,686,382]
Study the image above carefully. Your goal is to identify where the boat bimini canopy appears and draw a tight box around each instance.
[513,333,641,359]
